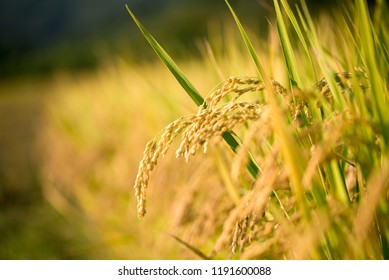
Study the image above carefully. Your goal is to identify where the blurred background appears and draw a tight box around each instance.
[0,0,354,259]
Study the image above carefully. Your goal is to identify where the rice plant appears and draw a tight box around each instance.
[129,0,389,259]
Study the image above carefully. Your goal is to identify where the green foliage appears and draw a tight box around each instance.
[129,0,389,259]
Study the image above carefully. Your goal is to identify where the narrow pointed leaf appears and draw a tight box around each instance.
[274,0,302,87]
[224,0,265,80]
[279,0,316,82]
[165,232,211,260]
[126,5,204,106]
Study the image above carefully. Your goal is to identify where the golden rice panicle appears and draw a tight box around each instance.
[133,116,195,218]
[176,102,264,162]
[203,76,238,109]
[314,67,370,104]
[231,218,243,254]
[204,77,265,109]
[133,76,282,219]
[231,214,254,254]
[133,140,156,218]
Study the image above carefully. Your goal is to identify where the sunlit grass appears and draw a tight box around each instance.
[38,0,388,259]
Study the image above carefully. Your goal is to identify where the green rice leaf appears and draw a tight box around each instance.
[273,0,302,87]
[279,0,316,82]
[126,5,204,106]
[165,232,211,260]
[224,0,266,80]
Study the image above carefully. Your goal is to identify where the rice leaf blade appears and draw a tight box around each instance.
[279,0,316,82]
[273,0,302,87]
[165,232,211,260]
[125,5,204,106]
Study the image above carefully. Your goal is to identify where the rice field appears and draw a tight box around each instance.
[2,0,387,259]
